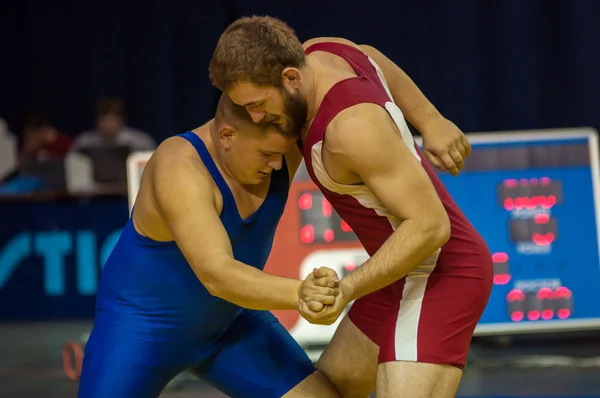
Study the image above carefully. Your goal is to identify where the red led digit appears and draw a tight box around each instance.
[507,289,525,302]
[555,286,572,299]
[541,195,556,209]
[536,287,554,300]
[492,252,510,285]
[298,193,313,210]
[511,311,524,322]
[300,225,315,244]
[324,229,334,242]
[340,220,353,232]
[322,198,333,218]
[493,274,511,285]
[344,263,357,272]
[527,310,541,321]
[541,310,554,320]
[492,252,508,263]
[532,232,554,246]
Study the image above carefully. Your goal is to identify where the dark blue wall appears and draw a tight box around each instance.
[1,0,599,142]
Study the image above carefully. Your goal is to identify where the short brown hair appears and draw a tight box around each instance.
[215,93,255,127]
[215,93,297,138]
[209,16,306,91]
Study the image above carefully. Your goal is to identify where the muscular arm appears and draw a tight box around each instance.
[151,142,309,311]
[327,104,451,301]
[359,44,443,133]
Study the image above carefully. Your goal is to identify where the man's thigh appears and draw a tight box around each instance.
[191,310,338,398]
[375,266,491,397]
[378,270,490,369]
[78,324,189,398]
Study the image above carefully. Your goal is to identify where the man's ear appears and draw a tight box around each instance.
[282,67,302,89]
[219,124,237,149]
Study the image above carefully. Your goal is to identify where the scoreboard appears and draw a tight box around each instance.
[439,129,600,335]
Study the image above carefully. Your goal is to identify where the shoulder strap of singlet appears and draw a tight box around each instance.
[304,42,380,82]
[301,42,392,155]
[178,131,289,211]
[301,76,388,155]
[305,41,364,57]
[177,131,233,202]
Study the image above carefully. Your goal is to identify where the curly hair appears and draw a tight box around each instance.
[209,16,306,91]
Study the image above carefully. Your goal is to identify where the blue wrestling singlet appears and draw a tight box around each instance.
[77,131,315,398]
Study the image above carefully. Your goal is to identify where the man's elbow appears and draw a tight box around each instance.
[202,276,223,298]
[192,260,227,298]
[424,211,451,248]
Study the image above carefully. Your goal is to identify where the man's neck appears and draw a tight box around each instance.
[203,120,242,188]
[300,60,323,140]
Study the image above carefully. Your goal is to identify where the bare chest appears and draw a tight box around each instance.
[219,178,272,220]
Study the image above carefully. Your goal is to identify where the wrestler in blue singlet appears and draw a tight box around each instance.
[77,131,315,398]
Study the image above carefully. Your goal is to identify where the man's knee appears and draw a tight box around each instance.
[376,361,462,398]
[282,370,340,398]
[314,316,378,397]
[316,348,376,398]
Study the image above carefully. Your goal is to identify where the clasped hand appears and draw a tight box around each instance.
[297,267,350,325]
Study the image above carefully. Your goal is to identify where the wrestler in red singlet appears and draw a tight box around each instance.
[299,42,493,369]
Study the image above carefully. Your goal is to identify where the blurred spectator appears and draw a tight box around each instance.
[69,99,156,189]
[0,118,18,182]
[0,112,71,195]
[21,111,72,158]
[71,98,156,153]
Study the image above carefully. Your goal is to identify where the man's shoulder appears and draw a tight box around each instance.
[149,136,219,209]
[153,136,206,172]
[133,137,217,240]
[325,103,391,154]
[329,103,388,132]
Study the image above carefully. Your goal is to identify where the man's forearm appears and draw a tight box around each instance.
[341,220,449,301]
[203,260,301,311]
[361,45,443,132]
[386,69,442,133]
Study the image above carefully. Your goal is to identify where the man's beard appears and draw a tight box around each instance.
[280,87,308,137]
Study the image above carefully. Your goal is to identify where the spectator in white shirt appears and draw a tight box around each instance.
[71,98,156,152]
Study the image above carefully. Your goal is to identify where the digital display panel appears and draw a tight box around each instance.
[297,190,357,244]
[434,131,600,334]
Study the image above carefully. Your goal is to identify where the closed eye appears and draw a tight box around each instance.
[246,101,265,111]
